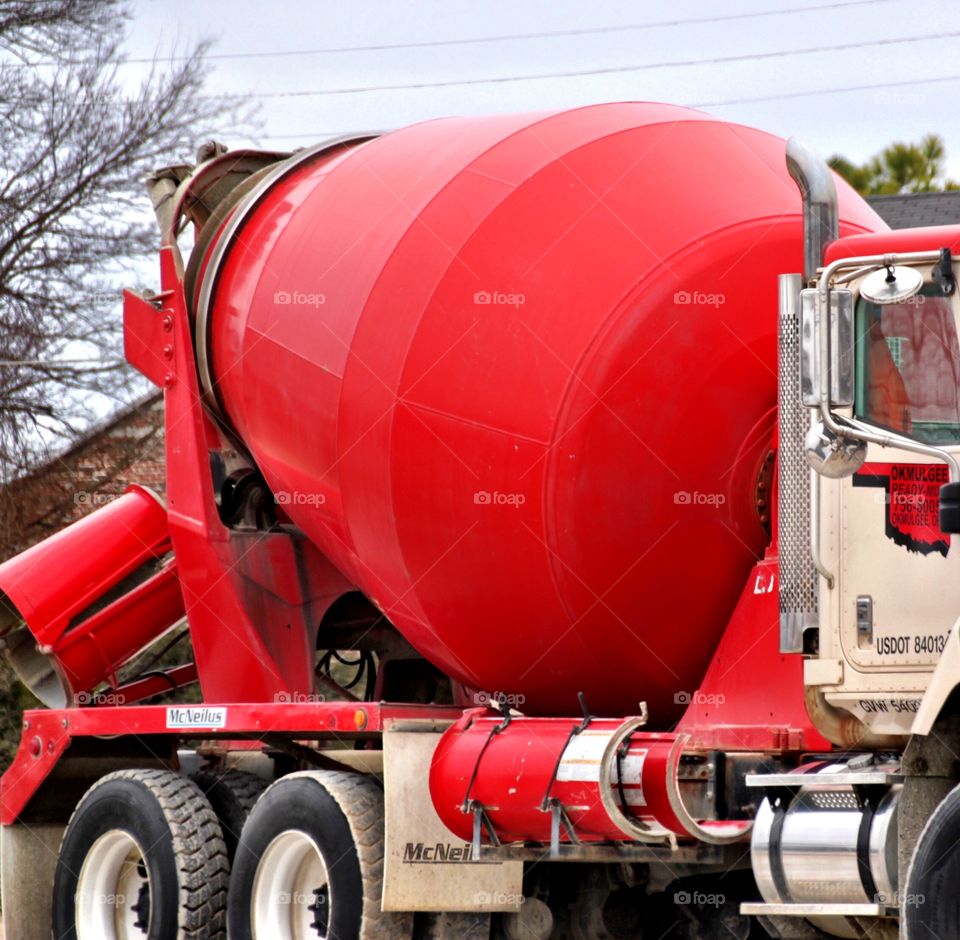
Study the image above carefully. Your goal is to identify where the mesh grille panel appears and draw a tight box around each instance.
[806,789,860,810]
[778,275,818,650]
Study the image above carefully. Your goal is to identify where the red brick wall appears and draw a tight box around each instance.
[0,394,166,559]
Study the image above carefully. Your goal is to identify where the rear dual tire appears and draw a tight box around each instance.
[50,766,406,939]
[52,769,229,940]
[227,770,412,940]
[191,768,268,861]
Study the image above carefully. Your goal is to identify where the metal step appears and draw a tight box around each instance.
[741,902,896,918]
[746,769,902,788]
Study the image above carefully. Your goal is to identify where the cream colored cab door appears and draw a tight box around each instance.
[840,451,960,678]
[837,285,960,693]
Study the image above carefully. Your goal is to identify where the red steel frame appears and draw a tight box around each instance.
[1,701,462,824]
[124,246,354,706]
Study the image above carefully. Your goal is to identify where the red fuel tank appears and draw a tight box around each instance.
[193,103,883,720]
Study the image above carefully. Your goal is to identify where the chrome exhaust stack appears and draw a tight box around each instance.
[777,140,840,652]
[786,137,839,283]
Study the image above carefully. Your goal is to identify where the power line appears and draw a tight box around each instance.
[246,73,960,144]
[101,0,901,65]
[691,72,960,108]
[226,29,960,99]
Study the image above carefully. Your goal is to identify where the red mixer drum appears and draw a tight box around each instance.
[192,102,883,719]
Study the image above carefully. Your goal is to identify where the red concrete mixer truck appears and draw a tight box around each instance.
[2,101,960,940]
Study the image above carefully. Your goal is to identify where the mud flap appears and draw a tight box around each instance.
[382,720,523,912]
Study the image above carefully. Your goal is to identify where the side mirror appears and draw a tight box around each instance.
[860,264,923,305]
[805,421,867,478]
[800,288,854,408]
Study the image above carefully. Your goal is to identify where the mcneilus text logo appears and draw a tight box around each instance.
[165,706,227,730]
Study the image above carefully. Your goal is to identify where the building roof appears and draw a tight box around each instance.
[866,191,960,230]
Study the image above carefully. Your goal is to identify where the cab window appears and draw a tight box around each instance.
[854,286,960,445]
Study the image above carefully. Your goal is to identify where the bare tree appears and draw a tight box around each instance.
[0,0,251,479]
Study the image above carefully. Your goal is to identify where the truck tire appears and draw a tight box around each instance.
[903,780,960,938]
[192,768,268,861]
[52,768,229,939]
[227,770,413,940]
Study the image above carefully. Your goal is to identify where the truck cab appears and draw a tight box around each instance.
[752,141,960,937]
[793,226,960,740]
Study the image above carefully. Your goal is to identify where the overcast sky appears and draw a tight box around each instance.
[12,1,958,448]
[123,0,960,177]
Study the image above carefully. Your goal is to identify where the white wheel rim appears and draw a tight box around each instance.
[252,830,332,939]
[75,829,151,939]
